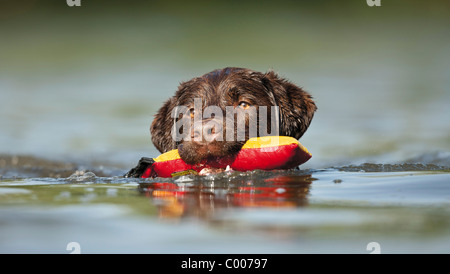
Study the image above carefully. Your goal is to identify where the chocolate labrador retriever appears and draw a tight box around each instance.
[126,67,316,177]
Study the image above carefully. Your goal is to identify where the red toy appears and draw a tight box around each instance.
[125,136,311,178]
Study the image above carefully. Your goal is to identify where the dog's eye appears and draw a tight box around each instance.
[189,108,195,118]
[238,101,251,110]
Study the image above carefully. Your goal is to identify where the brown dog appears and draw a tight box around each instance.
[150,67,316,166]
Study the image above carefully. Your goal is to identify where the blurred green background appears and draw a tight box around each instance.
[1,0,449,168]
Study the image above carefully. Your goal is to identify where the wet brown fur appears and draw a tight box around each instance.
[150,67,317,165]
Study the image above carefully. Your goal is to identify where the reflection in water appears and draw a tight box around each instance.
[138,173,315,219]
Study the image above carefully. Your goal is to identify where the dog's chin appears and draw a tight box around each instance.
[178,141,244,166]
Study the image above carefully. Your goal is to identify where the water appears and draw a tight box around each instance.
[1,168,449,253]
[1,1,450,253]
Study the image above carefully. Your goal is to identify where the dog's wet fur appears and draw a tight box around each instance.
[151,67,316,166]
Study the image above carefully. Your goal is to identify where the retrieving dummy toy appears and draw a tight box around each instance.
[125,136,311,178]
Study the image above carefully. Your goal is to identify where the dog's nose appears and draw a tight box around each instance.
[192,120,223,142]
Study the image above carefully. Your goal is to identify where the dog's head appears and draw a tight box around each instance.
[150,67,316,165]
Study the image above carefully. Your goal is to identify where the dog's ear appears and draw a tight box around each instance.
[150,96,177,153]
[262,70,317,139]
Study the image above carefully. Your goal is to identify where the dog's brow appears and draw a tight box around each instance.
[228,87,239,96]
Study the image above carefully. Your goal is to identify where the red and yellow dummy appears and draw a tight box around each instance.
[125,136,311,178]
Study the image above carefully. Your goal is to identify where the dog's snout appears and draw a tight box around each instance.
[192,119,223,142]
